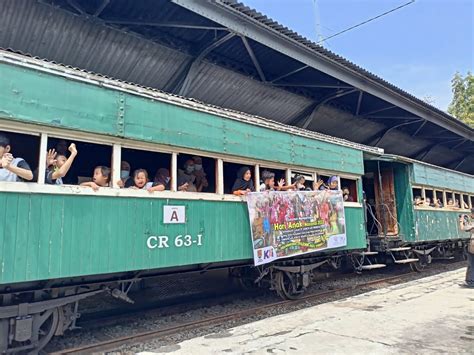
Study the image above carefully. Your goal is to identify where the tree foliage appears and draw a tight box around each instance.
[447,71,474,127]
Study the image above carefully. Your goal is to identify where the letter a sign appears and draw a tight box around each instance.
[163,206,186,224]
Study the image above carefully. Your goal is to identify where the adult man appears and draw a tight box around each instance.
[0,133,33,182]
[459,208,474,288]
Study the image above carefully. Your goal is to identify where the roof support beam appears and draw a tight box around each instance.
[93,0,110,17]
[176,32,236,96]
[104,19,228,31]
[453,157,467,170]
[269,65,308,83]
[361,105,397,116]
[411,120,427,136]
[289,89,357,128]
[241,36,266,82]
[355,91,363,116]
[372,119,424,146]
[172,0,472,139]
[66,0,85,15]
[412,138,463,160]
[271,83,352,89]
[451,139,468,150]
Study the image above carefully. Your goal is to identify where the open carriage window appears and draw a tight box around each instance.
[121,147,171,190]
[445,191,456,209]
[340,178,358,203]
[258,166,287,191]
[47,137,112,186]
[470,195,474,209]
[291,170,314,191]
[424,189,434,207]
[435,190,445,208]
[453,193,461,209]
[0,131,39,183]
[224,162,255,194]
[412,187,423,207]
[461,194,470,210]
[177,154,216,193]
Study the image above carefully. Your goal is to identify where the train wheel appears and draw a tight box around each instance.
[275,271,305,300]
[410,252,429,273]
[8,308,60,354]
[34,308,60,353]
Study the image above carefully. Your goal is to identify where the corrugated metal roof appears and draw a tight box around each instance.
[0,49,384,155]
[218,0,472,133]
[0,0,190,90]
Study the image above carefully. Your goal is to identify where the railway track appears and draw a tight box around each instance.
[50,271,422,354]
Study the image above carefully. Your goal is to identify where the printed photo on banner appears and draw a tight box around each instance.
[246,190,347,265]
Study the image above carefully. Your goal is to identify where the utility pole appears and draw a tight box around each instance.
[313,0,324,44]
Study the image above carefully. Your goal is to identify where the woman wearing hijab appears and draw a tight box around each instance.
[232,166,255,196]
[317,175,339,191]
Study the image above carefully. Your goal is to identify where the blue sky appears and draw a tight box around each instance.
[242,0,473,111]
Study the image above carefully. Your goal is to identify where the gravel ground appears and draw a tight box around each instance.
[44,261,466,354]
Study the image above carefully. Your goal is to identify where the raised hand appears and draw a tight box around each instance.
[46,149,57,167]
[68,143,77,155]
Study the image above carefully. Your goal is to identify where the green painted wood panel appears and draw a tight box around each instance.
[0,64,119,135]
[0,63,363,175]
[410,209,469,242]
[393,163,415,240]
[0,192,366,284]
[411,163,474,193]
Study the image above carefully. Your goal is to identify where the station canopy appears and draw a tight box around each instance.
[1,0,472,174]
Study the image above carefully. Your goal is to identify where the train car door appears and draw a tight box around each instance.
[373,167,399,236]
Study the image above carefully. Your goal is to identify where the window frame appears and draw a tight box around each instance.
[1,120,363,205]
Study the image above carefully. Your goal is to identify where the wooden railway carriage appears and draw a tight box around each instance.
[0,50,377,353]
[362,156,473,269]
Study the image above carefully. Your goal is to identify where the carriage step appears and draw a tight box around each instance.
[432,256,455,260]
[354,251,379,256]
[394,258,419,264]
[360,264,386,270]
[389,247,411,252]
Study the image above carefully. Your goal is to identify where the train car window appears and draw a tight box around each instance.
[461,194,470,210]
[445,192,455,208]
[453,193,461,209]
[340,178,358,203]
[291,170,314,191]
[318,174,340,191]
[223,162,255,194]
[470,195,474,209]
[177,154,215,193]
[424,189,434,207]
[47,137,112,185]
[435,190,444,208]
[0,131,40,183]
[121,147,171,190]
[412,187,423,207]
[259,166,286,191]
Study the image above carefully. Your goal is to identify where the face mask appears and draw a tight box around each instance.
[121,170,130,179]
[194,164,202,171]
[186,166,194,173]
[165,177,171,184]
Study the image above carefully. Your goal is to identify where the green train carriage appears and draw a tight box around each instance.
[0,51,375,352]
[362,156,473,269]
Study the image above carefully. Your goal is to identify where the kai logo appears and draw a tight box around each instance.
[163,206,185,224]
[256,247,275,264]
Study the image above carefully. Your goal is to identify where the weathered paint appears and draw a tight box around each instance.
[411,163,474,193]
[0,192,366,284]
[410,209,467,242]
[0,63,364,175]
[393,163,415,240]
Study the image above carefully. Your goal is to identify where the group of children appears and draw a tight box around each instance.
[231,166,354,200]
[1,133,354,200]
[414,195,468,209]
